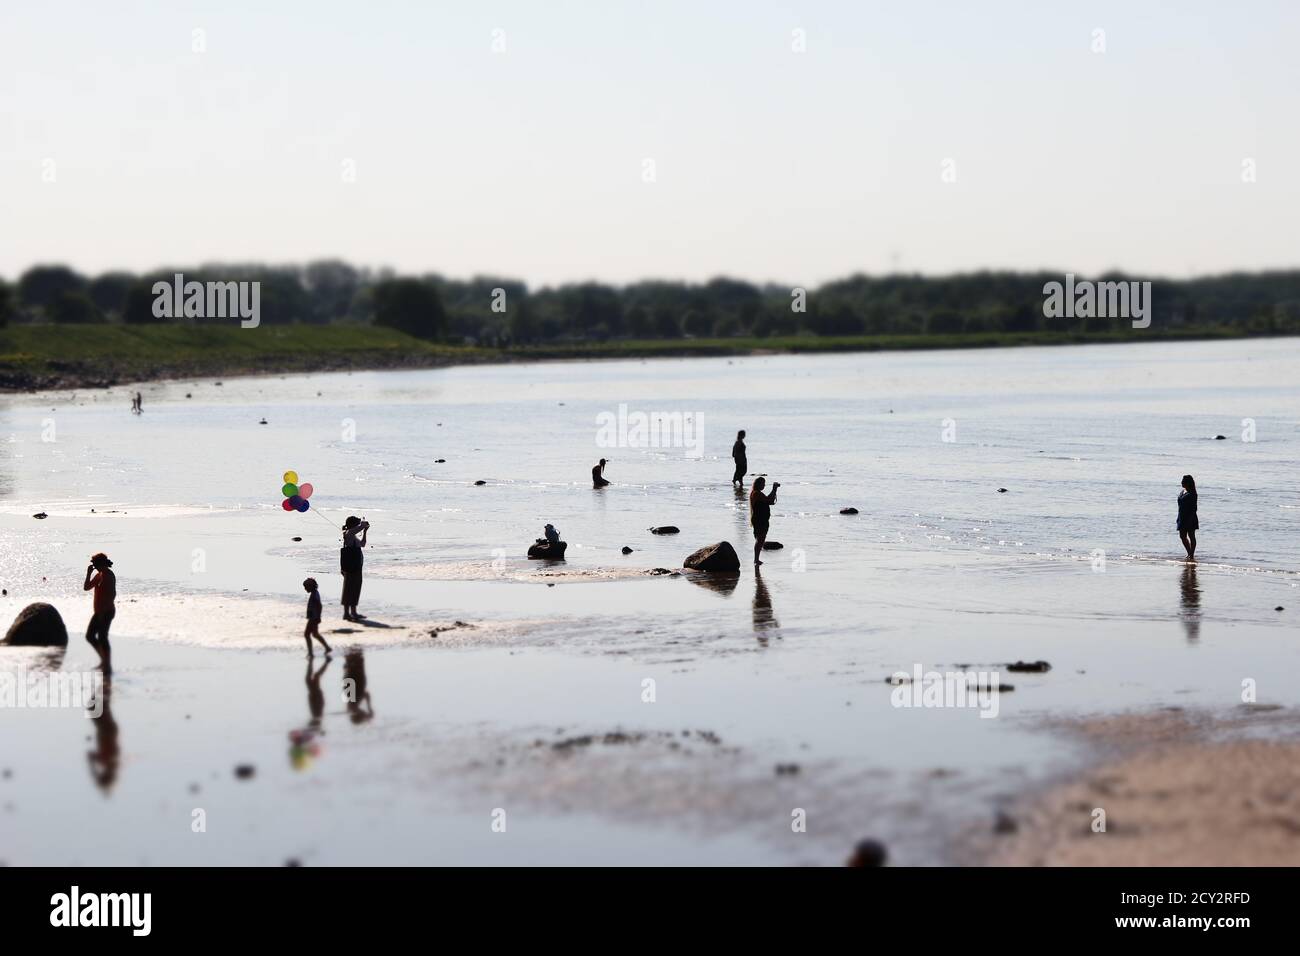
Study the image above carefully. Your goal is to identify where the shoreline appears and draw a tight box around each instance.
[1,323,1285,394]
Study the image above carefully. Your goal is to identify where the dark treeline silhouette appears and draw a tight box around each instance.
[3,261,1300,344]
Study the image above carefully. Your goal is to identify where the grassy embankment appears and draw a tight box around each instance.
[0,322,1266,392]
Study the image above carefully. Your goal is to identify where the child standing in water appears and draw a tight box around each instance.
[1177,474,1198,560]
[302,578,331,656]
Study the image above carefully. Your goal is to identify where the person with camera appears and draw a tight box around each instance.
[748,477,780,566]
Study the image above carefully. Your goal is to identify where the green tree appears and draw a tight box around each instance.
[88,272,136,317]
[49,291,103,323]
[18,265,86,310]
[0,279,12,327]
[373,278,447,339]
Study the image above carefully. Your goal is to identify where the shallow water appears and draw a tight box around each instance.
[2,339,1298,864]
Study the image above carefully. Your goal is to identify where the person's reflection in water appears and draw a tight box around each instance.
[86,673,120,793]
[752,567,781,645]
[1179,562,1201,642]
[289,657,331,769]
[343,650,374,724]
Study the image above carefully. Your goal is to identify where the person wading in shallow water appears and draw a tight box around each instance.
[732,430,747,487]
[83,552,117,671]
[340,516,369,621]
[1177,474,1199,560]
[592,458,610,488]
[749,477,779,566]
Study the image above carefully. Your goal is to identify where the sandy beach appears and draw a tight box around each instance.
[3,342,1299,865]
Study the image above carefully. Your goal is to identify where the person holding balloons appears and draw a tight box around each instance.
[340,515,369,621]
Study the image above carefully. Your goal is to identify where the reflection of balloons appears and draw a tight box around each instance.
[298,483,313,500]
[289,495,304,509]
[297,500,310,512]
[281,499,294,511]
[282,482,298,497]
[284,471,298,484]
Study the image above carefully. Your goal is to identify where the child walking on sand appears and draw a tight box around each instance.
[303,578,331,656]
[1177,474,1198,560]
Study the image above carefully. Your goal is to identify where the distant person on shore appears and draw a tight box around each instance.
[732,430,747,487]
[129,393,140,414]
[592,458,610,488]
[340,516,369,621]
[135,391,143,414]
[83,552,117,670]
[302,578,331,655]
[1177,474,1198,560]
[749,477,779,565]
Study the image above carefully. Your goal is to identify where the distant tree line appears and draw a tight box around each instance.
[3,261,1299,342]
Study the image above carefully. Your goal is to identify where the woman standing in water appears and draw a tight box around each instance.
[1177,474,1198,560]
[749,476,779,565]
[731,430,747,487]
[340,516,369,621]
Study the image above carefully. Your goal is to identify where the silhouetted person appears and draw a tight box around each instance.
[749,477,779,565]
[1177,474,1198,560]
[343,650,374,724]
[592,458,610,488]
[340,516,369,621]
[83,552,116,672]
[303,577,331,656]
[135,391,143,414]
[732,430,747,487]
[87,673,119,793]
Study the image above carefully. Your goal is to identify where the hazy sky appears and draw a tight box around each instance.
[2,1,1297,287]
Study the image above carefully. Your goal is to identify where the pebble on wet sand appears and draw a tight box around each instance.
[234,764,256,780]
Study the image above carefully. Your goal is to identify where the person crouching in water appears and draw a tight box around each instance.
[1177,474,1198,560]
[83,553,117,670]
[592,458,610,488]
[303,578,331,656]
[749,477,780,565]
[340,516,369,621]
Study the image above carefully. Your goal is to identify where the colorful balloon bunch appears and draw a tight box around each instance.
[280,470,314,512]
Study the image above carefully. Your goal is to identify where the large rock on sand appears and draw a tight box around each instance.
[684,541,740,573]
[3,603,69,647]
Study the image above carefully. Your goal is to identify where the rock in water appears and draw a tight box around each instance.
[839,507,858,515]
[650,526,680,535]
[3,603,69,647]
[762,541,783,551]
[684,541,741,573]
[474,480,487,486]
[1006,660,1051,673]
[621,546,634,555]
[527,540,567,560]
[847,839,888,867]
[1214,435,1227,440]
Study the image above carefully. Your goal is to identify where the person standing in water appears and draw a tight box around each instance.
[731,430,747,487]
[340,516,369,621]
[1177,474,1198,560]
[749,476,779,565]
[83,553,117,670]
[592,458,610,488]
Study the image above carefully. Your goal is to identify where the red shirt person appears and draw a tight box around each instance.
[83,553,117,667]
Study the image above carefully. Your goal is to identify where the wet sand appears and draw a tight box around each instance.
[976,708,1300,866]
